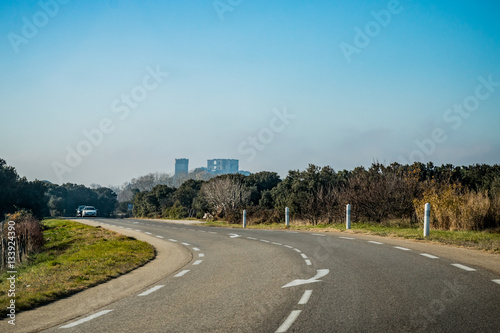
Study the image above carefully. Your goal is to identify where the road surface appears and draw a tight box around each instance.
[40,218,500,332]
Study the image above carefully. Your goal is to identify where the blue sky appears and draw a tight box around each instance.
[1,0,499,186]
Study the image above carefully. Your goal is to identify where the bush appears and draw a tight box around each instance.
[1,210,44,270]
[163,201,188,219]
[414,181,491,231]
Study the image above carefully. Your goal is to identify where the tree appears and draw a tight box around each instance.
[0,158,20,218]
[174,179,204,216]
[200,174,251,217]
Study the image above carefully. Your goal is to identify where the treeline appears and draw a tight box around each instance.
[132,162,500,231]
[0,158,118,219]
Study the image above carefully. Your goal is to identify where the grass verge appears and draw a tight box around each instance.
[201,220,500,253]
[0,219,155,316]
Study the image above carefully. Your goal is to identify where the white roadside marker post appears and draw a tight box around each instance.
[423,203,430,237]
[243,209,247,228]
[346,204,351,230]
[285,207,290,227]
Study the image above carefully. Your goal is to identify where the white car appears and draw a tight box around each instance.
[82,206,98,217]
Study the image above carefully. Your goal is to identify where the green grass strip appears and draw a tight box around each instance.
[202,220,500,253]
[0,219,155,316]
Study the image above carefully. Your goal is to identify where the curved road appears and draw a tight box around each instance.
[41,218,499,332]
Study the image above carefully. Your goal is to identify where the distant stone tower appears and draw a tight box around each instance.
[175,158,189,176]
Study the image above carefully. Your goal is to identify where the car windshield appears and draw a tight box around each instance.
[84,206,95,210]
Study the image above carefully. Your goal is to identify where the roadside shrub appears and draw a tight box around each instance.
[414,181,490,231]
[343,163,421,223]
[1,210,44,270]
[163,201,188,219]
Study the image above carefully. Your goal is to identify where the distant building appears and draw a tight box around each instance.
[175,158,189,176]
[207,159,239,174]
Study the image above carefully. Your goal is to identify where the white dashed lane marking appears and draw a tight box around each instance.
[451,264,476,272]
[298,290,313,305]
[193,260,203,265]
[493,279,500,285]
[276,310,301,333]
[60,310,113,329]
[394,246,411,251]
[338,236,354,240]
[174,270,190,277]
[305,259,312,266]
[368,241,383,245]
[420,253,439,259]
[138,285,165,296]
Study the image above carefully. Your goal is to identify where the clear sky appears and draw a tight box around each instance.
[1,0,499,187]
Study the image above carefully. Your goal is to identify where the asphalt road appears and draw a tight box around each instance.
[42,218,500,332]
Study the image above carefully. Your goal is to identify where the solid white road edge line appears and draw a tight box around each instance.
[60,310,113,328]
[276,310,302,333]
[138,285,165,296]
[451,264,476,271]
[298,290,313,305]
